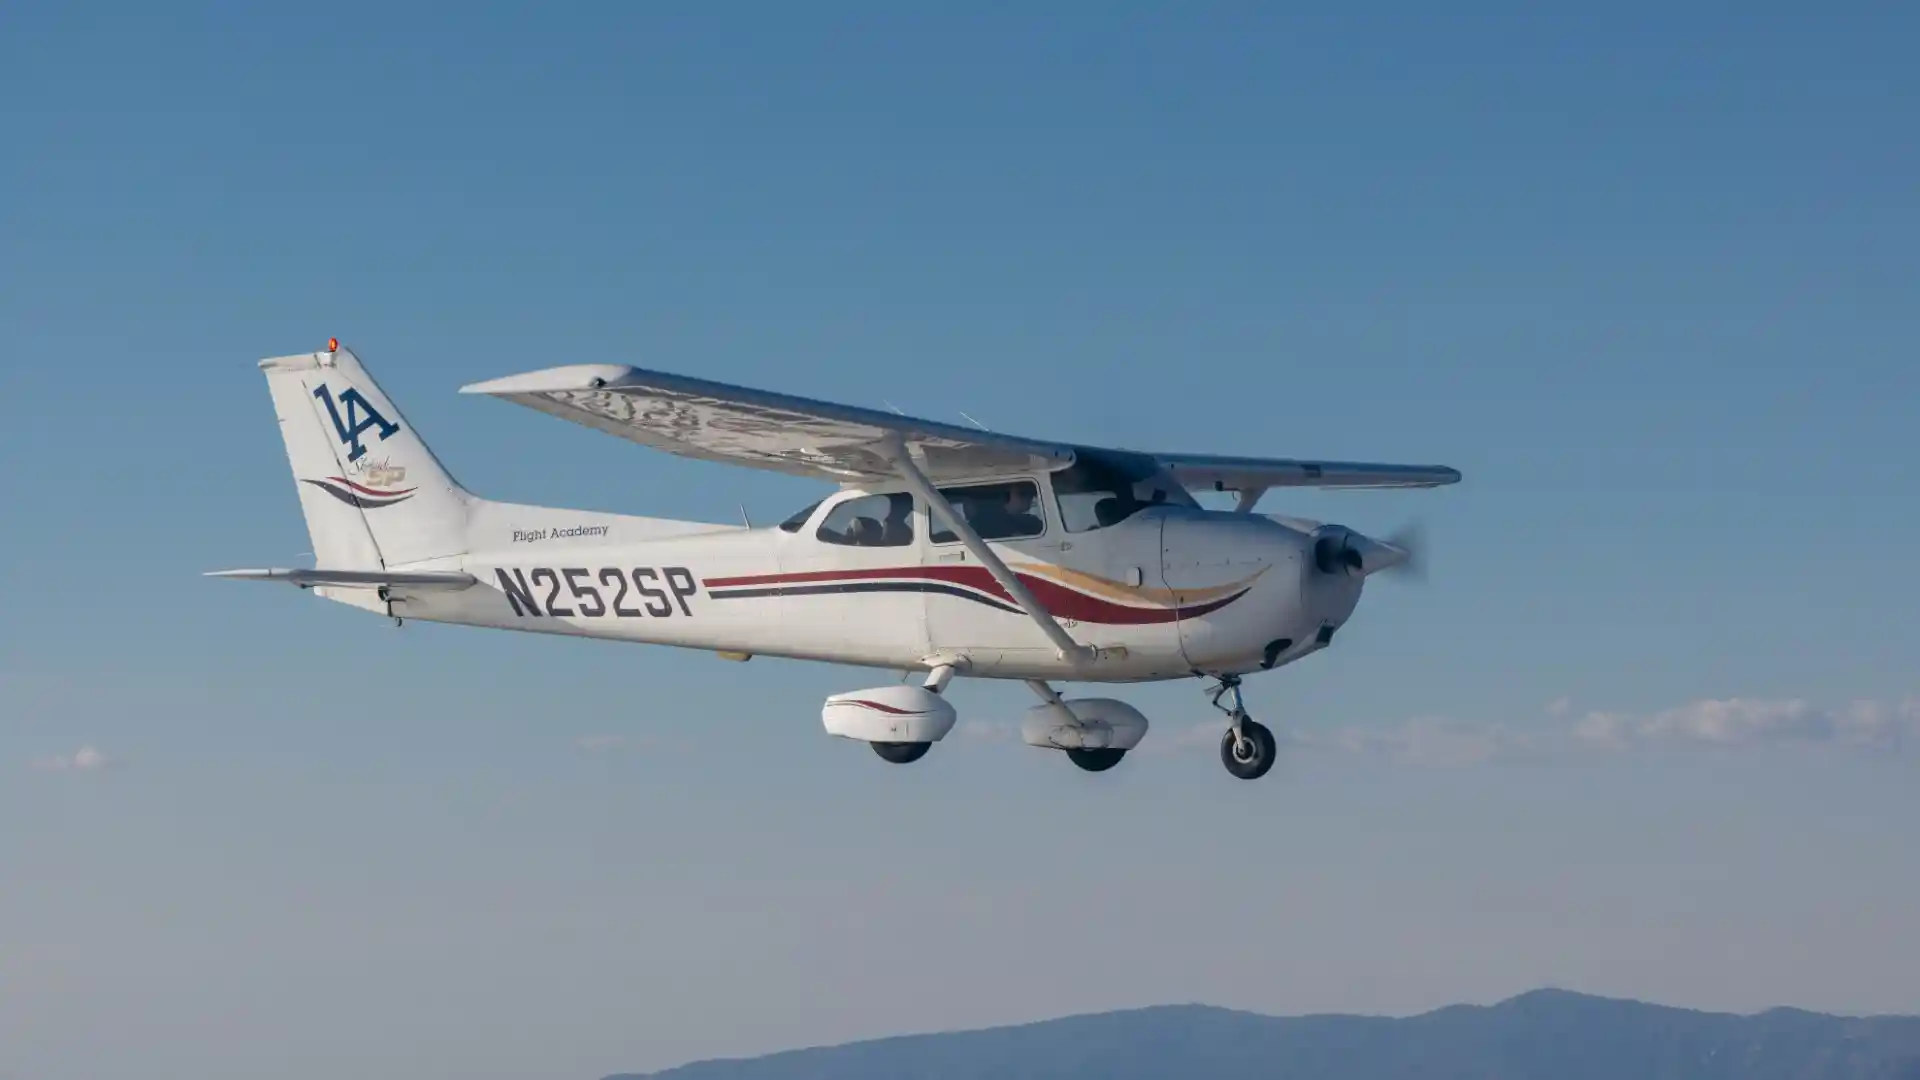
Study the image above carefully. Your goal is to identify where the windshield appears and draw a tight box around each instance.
[777,499,823,533]
[1052,452,1196,532]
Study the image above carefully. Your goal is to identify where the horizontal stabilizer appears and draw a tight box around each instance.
[206,568,477,591]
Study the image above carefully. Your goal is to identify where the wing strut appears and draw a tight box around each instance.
[880,438,1091,667]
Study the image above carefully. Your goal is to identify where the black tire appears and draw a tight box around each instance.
[871,740,931,764]
[1219,718,1276,780]
[1067,747,1127,773]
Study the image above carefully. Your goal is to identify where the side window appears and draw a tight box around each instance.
[815,493,915,547]
[931,480,1044,543]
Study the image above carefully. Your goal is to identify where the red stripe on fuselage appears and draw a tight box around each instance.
[703,566,1248,625]
[836,698,925,716]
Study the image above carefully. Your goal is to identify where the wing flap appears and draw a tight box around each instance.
[1162,454,1461,493]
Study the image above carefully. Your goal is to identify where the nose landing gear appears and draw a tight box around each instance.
[1208,675,1277,780]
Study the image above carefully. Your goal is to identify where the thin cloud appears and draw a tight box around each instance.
[692,697,1918,769]
[31,745,107,773]
[1128,697,1919,768]
[1572,697,1918,754]
[1292,697,1920,767]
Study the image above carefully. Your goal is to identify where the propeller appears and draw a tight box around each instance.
[1379,520,1427,583]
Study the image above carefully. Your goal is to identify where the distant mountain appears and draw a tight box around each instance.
[610,989,1920,1080]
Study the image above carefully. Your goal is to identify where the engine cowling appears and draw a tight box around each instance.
[1020,698,1150,751]
[822,685,958,745]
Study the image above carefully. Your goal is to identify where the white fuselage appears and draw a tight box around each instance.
[232,343,1447,779]
[380,491,1364,683]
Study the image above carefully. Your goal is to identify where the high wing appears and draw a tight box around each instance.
[459,364,1460,492]
[460,364,1073,482]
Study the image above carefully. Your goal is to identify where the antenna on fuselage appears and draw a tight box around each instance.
[958,411,988,431]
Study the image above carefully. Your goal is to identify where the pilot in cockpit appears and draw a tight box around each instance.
[1000,485,1043,536]
[880,493,914,546]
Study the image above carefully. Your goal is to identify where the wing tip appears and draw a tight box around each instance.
[460,364,638,396]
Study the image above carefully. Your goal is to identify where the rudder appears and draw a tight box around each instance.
[259,341,472,571]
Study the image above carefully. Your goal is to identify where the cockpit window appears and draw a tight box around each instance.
[777,499,823,533]
[815,493,915,547]
[1053,452,1196,532]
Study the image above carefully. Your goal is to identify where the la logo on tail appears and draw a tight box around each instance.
[313,384,400,462]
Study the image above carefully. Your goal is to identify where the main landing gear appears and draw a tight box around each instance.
[871,741,931,764]
[1025,680,1145,773]
[1066,748,1127,772]
[1209,675,1277,781]
[824,665,958,766]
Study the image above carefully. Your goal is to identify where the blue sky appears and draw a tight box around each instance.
[3,6,1918,1080]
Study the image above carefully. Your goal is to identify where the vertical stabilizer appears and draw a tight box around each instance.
[258,342,472,571]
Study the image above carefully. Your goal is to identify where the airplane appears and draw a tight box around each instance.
[212,340,1460,780]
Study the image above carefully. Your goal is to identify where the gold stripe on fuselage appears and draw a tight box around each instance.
[1012,562,1269,609]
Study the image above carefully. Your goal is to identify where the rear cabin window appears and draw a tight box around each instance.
[815,493,914,547]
